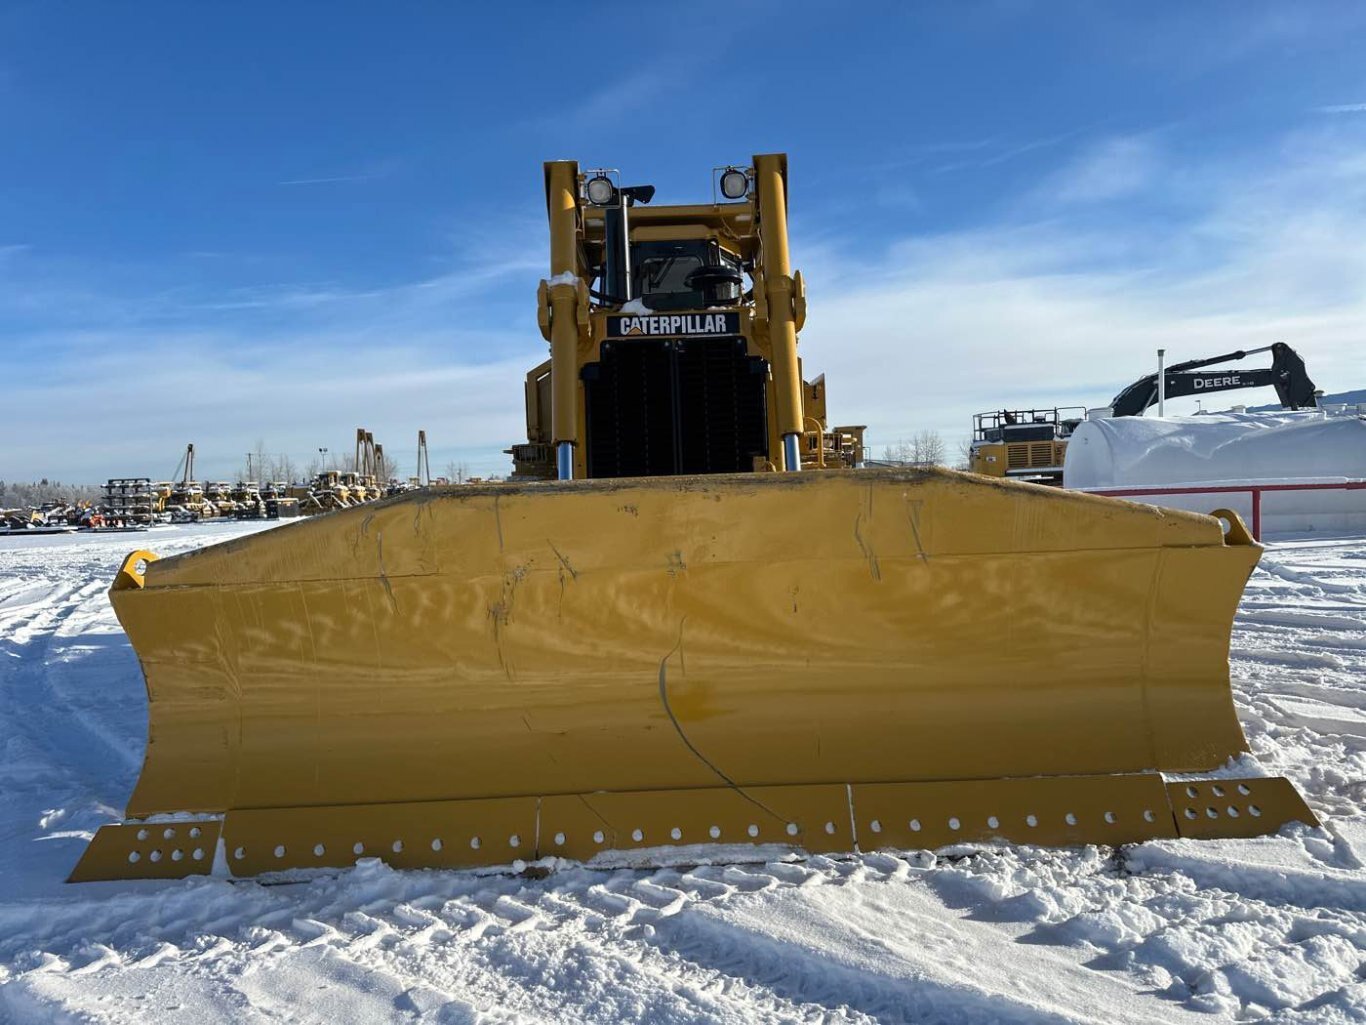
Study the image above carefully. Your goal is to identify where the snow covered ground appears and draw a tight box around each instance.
[1,522,1364,1023]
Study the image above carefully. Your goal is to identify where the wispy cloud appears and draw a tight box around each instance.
[0,215,544,330]
[181,252,543,316]
[520,19,741,137]
[1317,103,1366,114]
[5,333,541,482]
[1035,134,1163,205]
[548,67,672,132]
[797,126,1366,452]
[861,139,995,173]
[8,124,1366,481]
[931,131,1081,174]
[1110,4,1366,75]
[276,173,377,186]
[1,225,549,480]
[276,158,401,187]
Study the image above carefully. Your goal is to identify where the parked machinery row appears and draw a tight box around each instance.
[141,432,418,523]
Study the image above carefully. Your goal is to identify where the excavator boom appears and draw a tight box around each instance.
[1108,342,1317,415]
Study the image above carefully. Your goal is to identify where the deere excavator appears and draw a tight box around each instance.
[970,343,1319,483]
[73,155,1315,883]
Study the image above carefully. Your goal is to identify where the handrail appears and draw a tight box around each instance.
[1083,480,1366,540]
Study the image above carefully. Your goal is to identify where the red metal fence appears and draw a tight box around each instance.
[1083,481,1366,541]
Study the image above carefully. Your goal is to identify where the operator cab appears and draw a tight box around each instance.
[631,240,744,311]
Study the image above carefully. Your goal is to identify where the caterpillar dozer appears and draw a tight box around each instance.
[72,155,1315,883]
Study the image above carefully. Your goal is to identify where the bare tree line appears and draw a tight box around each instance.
[880,430,947,467]
[878,431,974,470]
[14,433,977,505]
[238,441,404,483]
[239,441,301,483]
[0,479,103,507]
[8,440,429,507]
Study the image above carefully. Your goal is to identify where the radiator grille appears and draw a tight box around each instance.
[583,337,769,478]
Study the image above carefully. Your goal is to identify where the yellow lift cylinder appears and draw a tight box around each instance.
[754,153,805,466]
[545,160,580,455]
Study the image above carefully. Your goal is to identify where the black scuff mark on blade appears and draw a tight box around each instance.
[906,498,929,562]
[547,541,578,581]
[548,540,577,620]
[853,514,881,582]
[571,794,618,853]
[491,609,513,683]
[657,617,782,822]
[354,511,375,560]
[375,530,398,613]
[487,564,527,680]
[362,582,385,675]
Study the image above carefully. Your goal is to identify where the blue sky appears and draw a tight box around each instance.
[4,1,1365,481]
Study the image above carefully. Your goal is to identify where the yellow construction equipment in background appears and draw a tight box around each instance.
[72,155,1315,882]
[968,407,1083,484]
[968,345,1319,485]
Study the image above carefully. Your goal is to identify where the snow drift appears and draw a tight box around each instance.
[1066,410,1366,538]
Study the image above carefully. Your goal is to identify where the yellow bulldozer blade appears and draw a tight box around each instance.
[71,468,1316,882]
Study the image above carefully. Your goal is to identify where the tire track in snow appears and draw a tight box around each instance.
[1229,540,1366,821]
[0,576,139,795]
[1,854,1215,1024]
[0,525,280,898]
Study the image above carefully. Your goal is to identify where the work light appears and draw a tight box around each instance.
[585,175,616,206]
[719,168,749,200]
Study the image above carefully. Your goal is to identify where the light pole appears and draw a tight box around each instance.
[318,447,328,472]
[1157,348,1166,417]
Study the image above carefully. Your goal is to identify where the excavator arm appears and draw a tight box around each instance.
[1108,342,1317,416]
